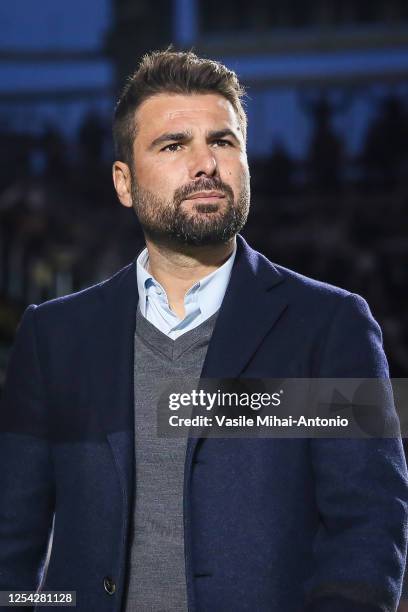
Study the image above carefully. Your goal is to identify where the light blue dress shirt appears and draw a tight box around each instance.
[136,241,237,339]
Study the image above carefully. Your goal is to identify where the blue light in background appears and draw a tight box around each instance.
[221,48,408,82]
[0,0,111,49]
[0,0,113,137]
[173,0,198,46]
[1,1,407,158]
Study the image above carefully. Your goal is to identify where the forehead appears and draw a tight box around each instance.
[134,93,240,136]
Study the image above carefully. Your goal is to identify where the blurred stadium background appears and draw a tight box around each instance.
[0,0,408,385]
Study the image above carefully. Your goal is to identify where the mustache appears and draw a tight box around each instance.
[174,177,234,204]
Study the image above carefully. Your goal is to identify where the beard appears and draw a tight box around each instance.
[130,172,250,246]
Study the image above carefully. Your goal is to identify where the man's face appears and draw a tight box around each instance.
[117,92,250,246]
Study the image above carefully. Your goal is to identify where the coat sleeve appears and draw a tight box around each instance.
[0,305,55,593]
[305,293,408,612]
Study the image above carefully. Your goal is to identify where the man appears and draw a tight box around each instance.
[0,50,407,612]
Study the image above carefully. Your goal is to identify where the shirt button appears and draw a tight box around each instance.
[103,576,116,595]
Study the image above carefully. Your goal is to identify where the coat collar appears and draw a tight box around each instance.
[95,233,287,416]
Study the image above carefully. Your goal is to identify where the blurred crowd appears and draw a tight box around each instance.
[0,92,407,380]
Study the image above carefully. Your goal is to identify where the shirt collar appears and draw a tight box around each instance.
[136,241,237,321]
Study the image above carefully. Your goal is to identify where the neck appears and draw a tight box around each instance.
[144,236,236,319]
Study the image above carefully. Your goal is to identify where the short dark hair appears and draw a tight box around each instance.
[113,49,247,165]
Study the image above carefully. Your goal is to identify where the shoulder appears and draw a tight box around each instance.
[238,236,376,328]
[264,263,386,376]
[267,263,386,376]
[269,259,378,337]
[273,260,375,322]
[249,244,385,364]
[273,260,350,300]
[239,235,351,304]
[37,261,135,314]
[21,260,137,341]
[253,244,362,314]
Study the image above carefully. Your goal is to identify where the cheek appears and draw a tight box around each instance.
[222,158,249,189]
[136,164,171,195]
[137,160,182,196]
[237,158,250,186]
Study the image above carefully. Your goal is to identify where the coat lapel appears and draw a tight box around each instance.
[184,235,288,462]
[201,234,287,379]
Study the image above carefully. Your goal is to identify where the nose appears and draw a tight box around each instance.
[188,145,217,179]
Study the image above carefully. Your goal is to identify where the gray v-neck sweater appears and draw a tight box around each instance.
[123,306,218,611]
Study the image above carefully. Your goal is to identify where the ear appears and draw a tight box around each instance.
[112,160,133,208]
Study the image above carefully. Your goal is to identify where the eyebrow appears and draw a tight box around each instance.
[207,128,240,143]
[149,128,240,150]
[149,131,192,150]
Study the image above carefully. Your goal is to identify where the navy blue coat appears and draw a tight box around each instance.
[1,235,407,612]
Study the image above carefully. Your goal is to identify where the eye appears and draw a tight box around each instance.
[161,143,183,152]
[212,139,233,147]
